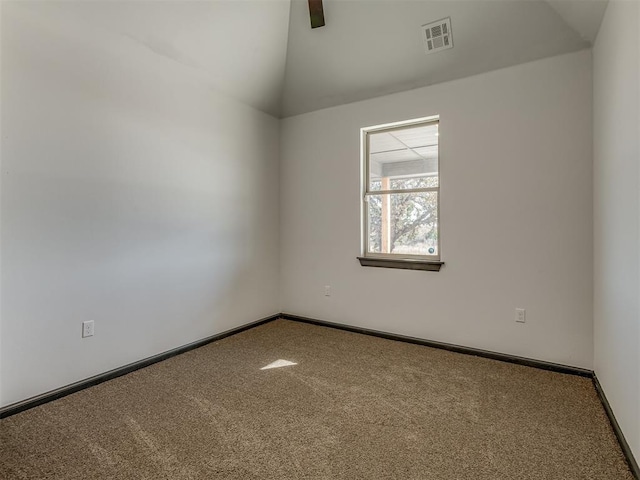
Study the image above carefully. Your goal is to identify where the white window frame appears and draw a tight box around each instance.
[361,115,441,262]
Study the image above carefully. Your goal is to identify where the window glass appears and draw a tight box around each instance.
[363,118,440,260]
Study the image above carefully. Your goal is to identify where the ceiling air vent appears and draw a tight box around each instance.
[421,17,453,55]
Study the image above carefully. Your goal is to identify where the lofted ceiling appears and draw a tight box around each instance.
[545,0,609,43]
[7,0,292,116]
[281,0,608,117]
[6,0,608,118]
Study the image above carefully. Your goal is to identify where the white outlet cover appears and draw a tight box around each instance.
[82,320,95,338]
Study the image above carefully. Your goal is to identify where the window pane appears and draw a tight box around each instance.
[367,191,438,256]
[390,176,438,190]
[368,123,438,191]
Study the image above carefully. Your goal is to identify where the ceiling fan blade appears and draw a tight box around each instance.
[308,0,325,28]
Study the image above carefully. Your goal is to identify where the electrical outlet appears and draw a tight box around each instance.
[515,308,526,323]
[324,285,331,297]
[82,320,95,338]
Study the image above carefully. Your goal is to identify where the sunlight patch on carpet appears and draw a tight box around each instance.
[260,359,298,370]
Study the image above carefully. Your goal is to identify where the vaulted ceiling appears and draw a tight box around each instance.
[10,0,608,118]
[281,0,608,117]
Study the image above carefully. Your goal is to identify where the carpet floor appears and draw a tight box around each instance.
[0,319,633,479]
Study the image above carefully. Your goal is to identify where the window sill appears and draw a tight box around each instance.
[357,257,444,271]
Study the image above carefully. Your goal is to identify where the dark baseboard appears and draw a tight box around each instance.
[592,375,640,479]
[281,313,638,478]
[0,314,280,419]
[2,310,638,479]
[281,313,593,377]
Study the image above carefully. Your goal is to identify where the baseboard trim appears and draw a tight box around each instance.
[592,375,640,479]
[282,313,639,478]
[0,314,280,419]
[2,311,638,479]
[281,313,593,377]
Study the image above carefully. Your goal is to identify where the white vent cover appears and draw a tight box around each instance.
[421,17,453,55]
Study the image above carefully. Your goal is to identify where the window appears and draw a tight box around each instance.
[359,116,442,271]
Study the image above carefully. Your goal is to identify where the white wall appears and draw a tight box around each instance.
[0,3,280,407]
[281,50,593,369]
[593,0,640,461]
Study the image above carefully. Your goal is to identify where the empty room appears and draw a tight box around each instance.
[0,0,638,478]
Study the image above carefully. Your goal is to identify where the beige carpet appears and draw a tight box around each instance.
[0,319,633,479]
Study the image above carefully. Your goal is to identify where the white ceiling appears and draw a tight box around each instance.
[369,123,439,179]
[12,0,292,117]
[10,0,608,118]
[281,0,608,117]
[546,0,609,43]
